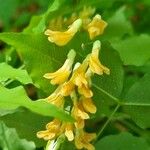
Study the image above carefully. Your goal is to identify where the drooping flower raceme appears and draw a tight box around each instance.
[37,40,110,150]
[38,7,109,149]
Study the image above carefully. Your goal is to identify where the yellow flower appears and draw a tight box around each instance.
[61,62,93,98]
[45,18,82,46]
[75,130,96,150]
[78,84,93,98]
[44,49,76,85]
[89,40,110,75]
[46,87,64,107]
[87,14,107,39]
[72,63,93,98]
[61,123,74,141]
[72,102,89,129]
[37,119,61,140]
[81,97,97,114]
[43,59,71,85]
[61,80,75,96]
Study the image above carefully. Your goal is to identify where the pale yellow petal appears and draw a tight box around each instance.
[65,130,74,141]
[37,131,56,140]
[78,84,93,98]
[61,81,75,96]
[45,19,82,46]
[75,118,85,129]
[82,98,97,114]
[64,123,74,141]
[89,40,110,75]
[87,14,107,39]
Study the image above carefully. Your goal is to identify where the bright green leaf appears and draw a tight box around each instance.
[0,86,73,122]
[0,32,64,94]
[0,63,32,85]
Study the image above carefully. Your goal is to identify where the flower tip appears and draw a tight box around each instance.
[43,73,49,79]
[44,29,51,35]
[95,14,101,19]
[74,18,82,27]
[67,49,76,60]
[105,68,110,75]
[93,40,101,50]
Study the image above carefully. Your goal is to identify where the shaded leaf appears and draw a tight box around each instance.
[95,132,150,150]
[123,73,150,128]
[0,121,35,150]
[105,7,133,41]
[112,34,150,66]
[0,108,50,147]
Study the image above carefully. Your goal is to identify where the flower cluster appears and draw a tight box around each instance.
[37,40,110,150]
[37,6,110,150]
[45,6,107,46]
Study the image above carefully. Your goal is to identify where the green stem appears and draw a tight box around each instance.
[95,104,120,141]
[93,83,121,104]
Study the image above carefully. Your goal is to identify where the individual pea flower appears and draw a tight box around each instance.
[61,61,93,98]
[37,119,75,142]
[87,14,107,40]
[46,86,64,107]
[37,119,61,140]
[71,101,90,129]
[43,49,76,85]
[61,123,75,141]
[89,40,110,75]
[75,129,96,150]
[80,97,97,114]
[45,18,82,46]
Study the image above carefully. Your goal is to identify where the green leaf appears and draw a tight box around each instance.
[25,0,65,33]
[0,86,73,122]
[0,32,64,94]
[0,32,124,118]
[123,73,150,129]
[112,34,150,66]
[0,108,50,147]
[95,132,150,150]
[0,121,35,150]
[105,7,133,41]
[92,41,124,117]
[0,63,32,85]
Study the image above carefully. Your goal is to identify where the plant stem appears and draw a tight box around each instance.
[95,103,120,141]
